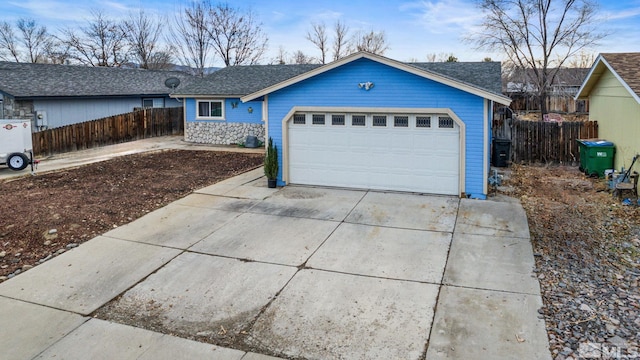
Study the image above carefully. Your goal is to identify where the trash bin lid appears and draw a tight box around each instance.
[582,140,614,147]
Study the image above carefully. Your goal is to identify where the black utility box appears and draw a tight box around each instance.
[492,138,511,167]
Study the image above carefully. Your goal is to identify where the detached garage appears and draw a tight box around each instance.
[172,52,511,199]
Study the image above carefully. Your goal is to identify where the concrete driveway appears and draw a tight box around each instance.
[0,168,551,360]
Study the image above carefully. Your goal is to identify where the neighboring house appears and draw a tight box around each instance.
[0,62,193,130]
[505,67,589,113]
[171,52,511,199]
[576,52,640,170]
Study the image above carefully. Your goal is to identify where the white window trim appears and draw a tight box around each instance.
[196,99,225,120]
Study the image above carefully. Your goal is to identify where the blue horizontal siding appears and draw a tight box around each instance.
[267,58,489,197]
[185,98,262,124]
[33,96,180,129]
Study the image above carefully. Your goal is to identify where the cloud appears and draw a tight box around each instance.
[5,0,93,24]
[600,6,640,21]
[400,0,485,34]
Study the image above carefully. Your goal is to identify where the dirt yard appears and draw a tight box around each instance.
[499,164,640,358]
[0,150,264,279]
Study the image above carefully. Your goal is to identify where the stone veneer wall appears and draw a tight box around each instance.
[2,98,34,119]
[186,121,265,145]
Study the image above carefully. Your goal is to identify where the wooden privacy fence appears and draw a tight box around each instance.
[510,120,598,164]
[32,107,183,156]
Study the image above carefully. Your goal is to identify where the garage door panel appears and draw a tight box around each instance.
[288,113,460,195]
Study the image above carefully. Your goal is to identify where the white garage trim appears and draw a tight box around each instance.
[281,106,466,195]
[483,99,489,195]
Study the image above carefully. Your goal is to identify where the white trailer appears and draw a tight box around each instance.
[0,119,34,171]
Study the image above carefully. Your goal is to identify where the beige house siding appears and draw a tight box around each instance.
[588,70,640,170]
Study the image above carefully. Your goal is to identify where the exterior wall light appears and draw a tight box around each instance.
[358,82,374,90]
[247,107,253,113]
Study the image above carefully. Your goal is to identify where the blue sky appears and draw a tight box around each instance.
[1,0,639,67]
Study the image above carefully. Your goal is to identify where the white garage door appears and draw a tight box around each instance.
[288,112,460,195]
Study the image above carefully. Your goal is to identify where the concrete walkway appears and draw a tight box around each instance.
[0,167,551,359]
[0,135,263,181]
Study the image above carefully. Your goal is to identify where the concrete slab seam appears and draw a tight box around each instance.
[85,249,187,318]
[231,264,301,359]
[421,196,461,360]
[302,266,445,287]
[30,316,92,359]
[454,228,531,240]
[441,282,542,297]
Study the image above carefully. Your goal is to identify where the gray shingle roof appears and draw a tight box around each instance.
[173,64,321,96]
[409,61,503,95]
[0,62,194,98]
[173,60,503,97]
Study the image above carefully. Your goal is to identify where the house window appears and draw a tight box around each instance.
[394,115,409,127]
[438,116,454,128]
[142,99,154,108]
[312,114,325,125]
[293,113,306,124]
[373,115,387,127]
[332,114,345,125]
[352,115,366,126]
[416,116,431,128]
[197,100,224,119]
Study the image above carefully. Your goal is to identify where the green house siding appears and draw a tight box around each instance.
[589,70,640,169]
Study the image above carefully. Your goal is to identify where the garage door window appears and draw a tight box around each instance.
[352,115,366,126]
[293,114,306,124]
[331,114,345,126]
[438,116,454,128]
[416,116,431,128]
[312,114,325,125]
[373,115,387,127]
[394,115,409,127]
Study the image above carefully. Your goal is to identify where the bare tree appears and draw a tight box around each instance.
[43,39,71,64]
[207,3,268,66]
[168,0,214,76]
[470,0,605,115]
[291,50,314,64]
[272,45,288,64]
[306,22,328,64]
[446,55,458,62]
[0,19,56,63]
[332,20,349,61]
[351,30,388,55]
[567,50,596,68]
[122,9,172,69]
[58,10,128,67]
[0,21,20,62]
[17,19,51,63]
[425,52,458,62]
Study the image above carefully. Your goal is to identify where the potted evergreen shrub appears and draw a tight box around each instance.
[264,137,278,188]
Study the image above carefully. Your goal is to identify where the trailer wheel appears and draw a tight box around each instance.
[7,153,29,171]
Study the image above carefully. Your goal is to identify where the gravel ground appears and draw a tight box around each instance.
[498,164,640,359]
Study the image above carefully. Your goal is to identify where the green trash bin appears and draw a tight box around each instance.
[576,139,615,177]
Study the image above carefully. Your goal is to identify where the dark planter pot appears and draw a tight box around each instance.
[267,178,277,188]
